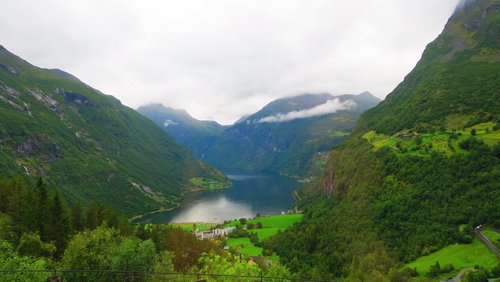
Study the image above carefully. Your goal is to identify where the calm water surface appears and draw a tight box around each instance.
[136,171,299,223]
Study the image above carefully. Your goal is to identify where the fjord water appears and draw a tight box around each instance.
[137,171,299,223]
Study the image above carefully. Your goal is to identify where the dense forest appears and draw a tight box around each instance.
[266,135,500,280]
[266,0,500,280]
[1,0,499,281]
[0,177,291,281]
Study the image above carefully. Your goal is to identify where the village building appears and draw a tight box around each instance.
[195,226,236,240]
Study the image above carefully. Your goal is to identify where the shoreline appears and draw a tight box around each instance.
[129,183,232,222]
[129,203,180,222]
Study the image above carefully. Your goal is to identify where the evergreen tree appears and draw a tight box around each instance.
[86,202,99,229]
[36,178,49,241]
[72,202,85,232]
[48,192,71,257]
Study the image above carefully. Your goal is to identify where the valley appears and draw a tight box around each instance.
[139,92,380,178]
[134,170,299,224]
[0,0,499,281]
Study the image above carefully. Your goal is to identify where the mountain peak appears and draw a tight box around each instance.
[455,0,491,11]
[357,0,499,134]
[138,103,225,158]
[358,91,374,97]
[138,103,192,120]
[0,46,227,216]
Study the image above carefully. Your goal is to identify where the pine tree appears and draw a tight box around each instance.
[47,192,71,257]
[36,177,49,241]
[86,202,99,229]
[72,202,85,232]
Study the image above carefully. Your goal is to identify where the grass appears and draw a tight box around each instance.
[225,214,303,228]
[190,177,227,190]
[250,228,282,241]
[226,238,263,257]
[483,230,500,247]
[171,222,217,232]
[405,238,499,276]
[248,214,303,228]
[224,214,303,241]
[222,214,304,257]
[168,215,303,257]
[362,122,500,157]
[325,130,350,137]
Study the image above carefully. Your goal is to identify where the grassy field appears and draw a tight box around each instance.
[226,238,263,257]
[405,238,499,276]
[223,214,303,256]
[225,214,303,228]
[362,122,499,157]
[248,214,303,228]
[172,222,217,232]
[225,214,303,241]
[250,228,282,241]
[483,230,500,247]
[190,177,228,190]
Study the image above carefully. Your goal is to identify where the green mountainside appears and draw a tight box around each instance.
[0,45,227,216]
[267,0,500,280]
[137,103,226,159]
[203,92,380,177]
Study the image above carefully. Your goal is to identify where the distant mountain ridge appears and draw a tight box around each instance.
[137,104,226,158]
[202,92,380,177]
[0,44,227,216]
[139,92,379,178]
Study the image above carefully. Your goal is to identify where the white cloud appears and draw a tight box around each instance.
[258,98,357,123]
[0,0,459,124]
[163,119,178,127]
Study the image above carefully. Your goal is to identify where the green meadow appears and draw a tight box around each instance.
[405,238,499,276]
[363,122,499,157]
[224,214,303,256]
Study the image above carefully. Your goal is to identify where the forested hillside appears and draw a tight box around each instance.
[137,104,226,159]
[203,92,380,177]
[0,45,227,216]
[267,0,500,280]
[0,177,288,282]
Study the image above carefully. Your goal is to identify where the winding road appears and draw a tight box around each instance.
[474,226,500,258]
[441,227,499,282]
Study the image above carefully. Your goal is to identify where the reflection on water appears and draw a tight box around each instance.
[226,174,264,181]
[136,171,299,223]
[170,197,254,223]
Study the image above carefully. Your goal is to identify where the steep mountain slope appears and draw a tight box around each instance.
[203,92,380,177]
[0,45,227,216]
[267,0,500,279]
[137,104,226,159]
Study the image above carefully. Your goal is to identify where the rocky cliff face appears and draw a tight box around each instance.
[268,1,499,279]
[0,45,227,216]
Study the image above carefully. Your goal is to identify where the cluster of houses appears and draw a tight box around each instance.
[193,223,272,266]
[395,132,418,138]
[194,226,236,240]
[281,206,303,215]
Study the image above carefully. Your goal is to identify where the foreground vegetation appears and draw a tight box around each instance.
[223,214,303,256]
[0,177,292,282]
[265,1,500,280]
[405,238,498,276]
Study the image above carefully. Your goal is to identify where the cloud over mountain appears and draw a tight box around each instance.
[258,98,357,123]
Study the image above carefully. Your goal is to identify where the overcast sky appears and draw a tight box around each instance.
[0,0,459,124]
